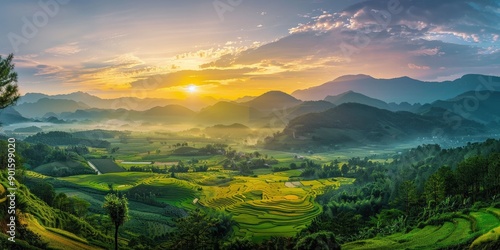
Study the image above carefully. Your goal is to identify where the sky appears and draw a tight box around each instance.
[0,0,499,100]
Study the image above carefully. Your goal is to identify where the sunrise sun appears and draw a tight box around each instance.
[187,84,197,93]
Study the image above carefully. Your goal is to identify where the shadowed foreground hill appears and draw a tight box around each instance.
[267,103,485,148]
[417,91,500,124]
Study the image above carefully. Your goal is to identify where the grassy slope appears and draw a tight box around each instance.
[0,180,111,250]
[33,160,93,176]
[343,209,500,250]
[20,213,102,250]
[470,208,500,249]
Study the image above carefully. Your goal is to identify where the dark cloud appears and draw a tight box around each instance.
[201,0,500,80]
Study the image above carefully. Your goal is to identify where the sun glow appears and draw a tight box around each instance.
[187,84,197,93]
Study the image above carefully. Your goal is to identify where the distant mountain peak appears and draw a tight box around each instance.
[333,74,374,82]
[292,74,500,103]
[244,90,302,112]
[254,90,298,99]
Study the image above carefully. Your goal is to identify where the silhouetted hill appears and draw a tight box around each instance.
[60,105,195,123]
[285,101,336,119]
[325,91,390,110]
[0,106,31,125]
[13,98,90,118]
[141,105,196,118]
[292,74,500,103]
[17,91,217,112]
[268,103,485,148]
[324,91,422,112]
[196,101,264,124]
[417,91,500,124]
[244,91,302,113]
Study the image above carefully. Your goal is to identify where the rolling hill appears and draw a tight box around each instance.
[0,106,31,125]
[292,74,500,103]
[196,101,264,125]
[268,103,485,147]
[284,101,337,120]
[324,91,390,110]
[59,105,196,123]
[243,91,302,113]
[417,91,500,124]
[17,91,217,112]
[13,98,90,118]
[325,91,422,112]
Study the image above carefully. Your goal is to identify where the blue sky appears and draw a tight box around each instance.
[0,0,499,99]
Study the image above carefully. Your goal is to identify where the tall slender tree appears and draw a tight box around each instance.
[0,53,20,109]
[103,193,129,250]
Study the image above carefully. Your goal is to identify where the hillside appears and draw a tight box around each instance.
[292,74,500,103]
[0,180,111,249]
[59,105,196,123]
[270,103,485,147]
[196,101,264,125]
[0,106,31,125]
[285,101,337,120]
[324,91,390,110]
[17,91,217,112]
[14,98,90,118]
[243,91,302,113]
[417,91,500,124]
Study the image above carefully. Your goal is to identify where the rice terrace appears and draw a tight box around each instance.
[1,0,500,249]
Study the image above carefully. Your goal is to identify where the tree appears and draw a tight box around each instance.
[295,231,341,250]
[424,173,445,207]
[0,53,20,109]
[103,193,129,250]
[393,180,418,216]
[168,209,233,249]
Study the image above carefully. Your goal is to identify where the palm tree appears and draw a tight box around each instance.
[0,53,20,109]
[103,193,129,250]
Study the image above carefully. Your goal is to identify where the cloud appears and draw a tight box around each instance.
[44,42,82,56]
[129,68,257,90]
[35,64,64,76]
[200,0,500,81]
[408,63,430,70]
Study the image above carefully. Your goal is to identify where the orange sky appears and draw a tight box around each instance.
[2,1,498,100]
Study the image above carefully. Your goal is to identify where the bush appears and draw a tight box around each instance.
[295,231,340,250]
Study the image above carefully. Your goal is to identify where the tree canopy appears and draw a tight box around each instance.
[0,53,20,109]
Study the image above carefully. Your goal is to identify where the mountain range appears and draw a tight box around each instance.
[17,91,217,113]
[292,74,500,103]
[267,102,486,148]
[3,74,500,143]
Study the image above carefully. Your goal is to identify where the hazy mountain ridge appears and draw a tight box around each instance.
[0,106,31,125]
[5,74,499,130]
[417,91,500,124]
[292,74,500,103]
[14,98,90,118]
[17,91,217,111]
[267,103,485,148]
[196,101,264,125]
[324,91,421,112]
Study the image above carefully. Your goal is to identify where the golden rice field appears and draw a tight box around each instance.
[54,168,353,240]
